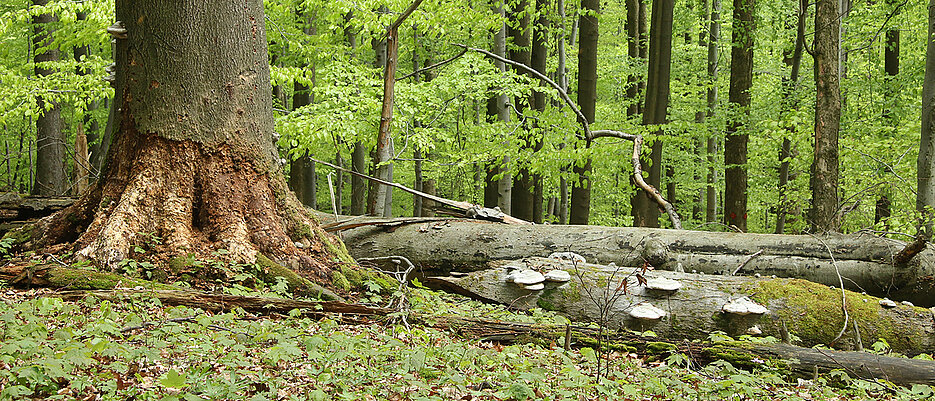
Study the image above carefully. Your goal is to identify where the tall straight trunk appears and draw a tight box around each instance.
[705,0,720,223]
[528,0,549,224]
[810,0,841,232]
[369,28,394,217]
[625,0,641,118]
[557,0,569,224]
[74,12,94,193]
[883,0,899,123]
[508,0,534,221]
[290,13,318,208]
[570,0,599,225]
[485,0,512,214]
[631,0,674,228]
[346,13,367,216]
[32,0,66,196]
[776,0,807,234]
[917,0,935,237]
[724,0,755,231]
[413,29,424,217]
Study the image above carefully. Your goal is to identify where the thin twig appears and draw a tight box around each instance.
[732,250,763,276]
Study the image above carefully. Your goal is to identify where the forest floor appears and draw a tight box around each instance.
[0,285,930,400]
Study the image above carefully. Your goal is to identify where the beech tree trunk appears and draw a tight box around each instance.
[811,0,842,232]
[32,0,66,197]
[508,0,534,222]
[706,0,720,223]
[724,0,754,231]
[337,217,935,305]
[775,0,807,234]
[631,0,673,228]
[428,257,935,355]
[920,0,935,237]
[570,0,599,225]
[25,0,352,291]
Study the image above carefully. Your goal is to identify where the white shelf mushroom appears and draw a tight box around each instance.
[629,302,667,320]
[721,297,769,315]
[522,283,545,291]
[511,270,546,286]
[646,277,682,292]
[879,298,898,308]
[544,270,571,282]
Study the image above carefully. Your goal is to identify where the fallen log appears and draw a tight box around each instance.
[39,288,935,386]
[425,257,935,356]
[338,218,935,306]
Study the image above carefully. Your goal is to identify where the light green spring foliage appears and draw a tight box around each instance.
[2,290,931,400]
[0,0,113,191]
[0,0,928,233]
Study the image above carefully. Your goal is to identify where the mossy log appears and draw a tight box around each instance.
[426,257,935,356]
[44,288,935,386]
[336,217,935,306]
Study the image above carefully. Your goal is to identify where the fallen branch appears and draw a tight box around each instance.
[310,157,530,225]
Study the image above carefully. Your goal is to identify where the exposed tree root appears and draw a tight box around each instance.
[17,131,355,297]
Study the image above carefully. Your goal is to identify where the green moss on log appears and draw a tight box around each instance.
[748,279,927,352]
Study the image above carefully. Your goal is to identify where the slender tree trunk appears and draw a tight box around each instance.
[32,0,66,196]
[917,0,935,237]
[631,0,674,228]
[369,27,394,217]
[625,0,641,118]
[776,0,807,234]
[570,0,599,225]
[705,0,720,224]
[810,0,841,232]
[346,14,367,216]
[529,0,549,224]
[507,0,534,221]
[724,0,755,231]
[558,0,569,224]
[484,0,512,213]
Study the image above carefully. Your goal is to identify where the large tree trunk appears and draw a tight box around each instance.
[724,0,754,231]
[337,217,935,305]
[810,0,842,232]
[428,257,935,355]
[570,0,599,225]
[528,0,548,224]
[32,0,66,197]
[631,0,673,228]
[23,0,353,293]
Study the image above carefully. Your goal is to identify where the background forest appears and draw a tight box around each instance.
[0,0,928,235]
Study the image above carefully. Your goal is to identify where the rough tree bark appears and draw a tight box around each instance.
[32,0,66,197]
[508,0,535,222]
[19,0,354,293]
[724,0,754,231]
[811,0,842,232]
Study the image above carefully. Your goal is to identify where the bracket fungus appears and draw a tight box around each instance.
[721,297,769,316]
[544,270,571,282]
[645,277,682,292]
[510,270,546,286]
[628,302,667,321]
